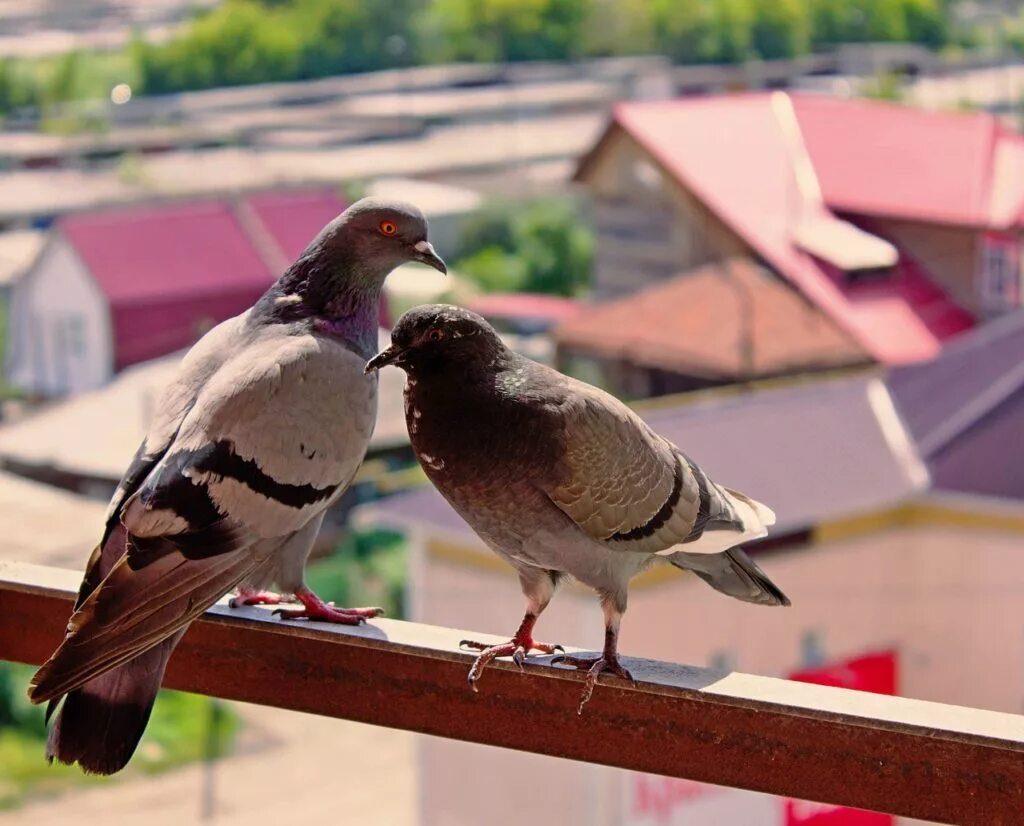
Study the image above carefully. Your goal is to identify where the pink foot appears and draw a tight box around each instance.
[551,653,635,714]
[229,589,290,608]
[460,636,564,692]
[273,588,384,626]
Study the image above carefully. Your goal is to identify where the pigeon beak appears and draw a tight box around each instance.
[365,344,403,374]
[412,240,447,274]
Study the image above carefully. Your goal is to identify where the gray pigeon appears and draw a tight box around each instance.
[29,198,446,774]
[366,305,788,712]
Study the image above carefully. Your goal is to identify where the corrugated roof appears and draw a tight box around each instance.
[887,310,1024,457]
[554,259,868,378]
[359,374,927,538]
[791,94,1010,227]
[584,93,982,365]
[56,190,355,367]
[60,200,274,305]
[243,187,348,262]
[0,470,105,568]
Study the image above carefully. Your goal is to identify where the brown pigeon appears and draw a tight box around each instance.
[367,305,788,712]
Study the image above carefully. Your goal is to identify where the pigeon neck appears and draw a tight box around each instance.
[314,285,381,360]
[268,251,386,360]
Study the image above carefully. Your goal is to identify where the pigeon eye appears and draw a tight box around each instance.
[425,329,444,343]
[379,220,398,236]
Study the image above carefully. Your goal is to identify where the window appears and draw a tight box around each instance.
[977,233,1022,313]
[65,316,86,358]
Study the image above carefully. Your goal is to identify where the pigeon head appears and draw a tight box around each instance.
[318,197,447,278]
[365,304,504,374]
[272,197,446,318]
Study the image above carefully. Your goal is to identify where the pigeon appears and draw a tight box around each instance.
[28,198,446,774]
[366,305,788,713]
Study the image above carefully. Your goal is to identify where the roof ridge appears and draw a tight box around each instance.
[234,196,290,277]
[918,355,1024,457]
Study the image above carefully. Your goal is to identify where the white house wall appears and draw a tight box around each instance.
[7,236,111,396]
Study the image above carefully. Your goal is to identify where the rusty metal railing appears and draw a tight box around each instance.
[2,561,1022,824]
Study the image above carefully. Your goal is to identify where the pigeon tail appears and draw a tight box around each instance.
[46,631,182,775]
[667,546,790,607]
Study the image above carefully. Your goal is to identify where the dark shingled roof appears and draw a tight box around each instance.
[887,311,1024,499]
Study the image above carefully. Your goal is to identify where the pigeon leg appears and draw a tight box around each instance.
[460,610,563,692]
[273,586,384,625]
[229,587,294,608]
[552,600,634,714]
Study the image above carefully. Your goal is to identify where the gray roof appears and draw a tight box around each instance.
[887,310,1024,457]
[0,470,104,568]
[888,311,1024,500]
[358,373,928,540]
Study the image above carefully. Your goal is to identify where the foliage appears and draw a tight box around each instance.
[0,0,965,109]
[752,0,811,60]
[422,0,590,63]
[861,70,906,101]
[0,662,238,810]
[134,0,420,94]
[453,199,593,296]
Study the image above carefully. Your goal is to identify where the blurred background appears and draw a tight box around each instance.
[1,0,1024,823]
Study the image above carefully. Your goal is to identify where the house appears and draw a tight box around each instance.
[573,92,1024,377]
[555,258,870,397]
[5,188,352,397]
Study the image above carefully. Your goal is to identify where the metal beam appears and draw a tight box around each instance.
[2,561,1022,823]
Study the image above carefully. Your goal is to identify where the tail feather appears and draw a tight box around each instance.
[30,546,255,704]
[47,633,182,775]
[668,546,790,607]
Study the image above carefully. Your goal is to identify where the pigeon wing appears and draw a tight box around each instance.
[540,381,774,556]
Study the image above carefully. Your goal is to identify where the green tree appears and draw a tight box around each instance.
[752,0,810,59]
[42,50,83,108]
[712,0,756,63]
[810,0,854,46]
[648,0,719,64]
[0,59,39,116]
[454,199,593,296]
[902,0,947,48]
[424,0,590,63]
[864,0,908,42]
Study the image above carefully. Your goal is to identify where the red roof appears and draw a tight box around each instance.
[594,93,983,364]
[62,201,273,305]
[465,293,582,325]
[555,259,868,378]
[59,189,350,369]
[243,188,348,261]
[791,94,1022,227]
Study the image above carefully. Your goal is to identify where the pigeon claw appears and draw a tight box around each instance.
[460,637,564,692]
[229,589,292,608]
[272,588,384,625]
[550,654,635,715]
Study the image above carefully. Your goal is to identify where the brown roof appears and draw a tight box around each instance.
[554,259,869,379]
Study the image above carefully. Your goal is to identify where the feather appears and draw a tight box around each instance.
[30,543,258,704]
[667,547,791,606]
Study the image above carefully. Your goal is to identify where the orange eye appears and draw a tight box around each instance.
[379,220,398,236]
[426,329,444,342]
